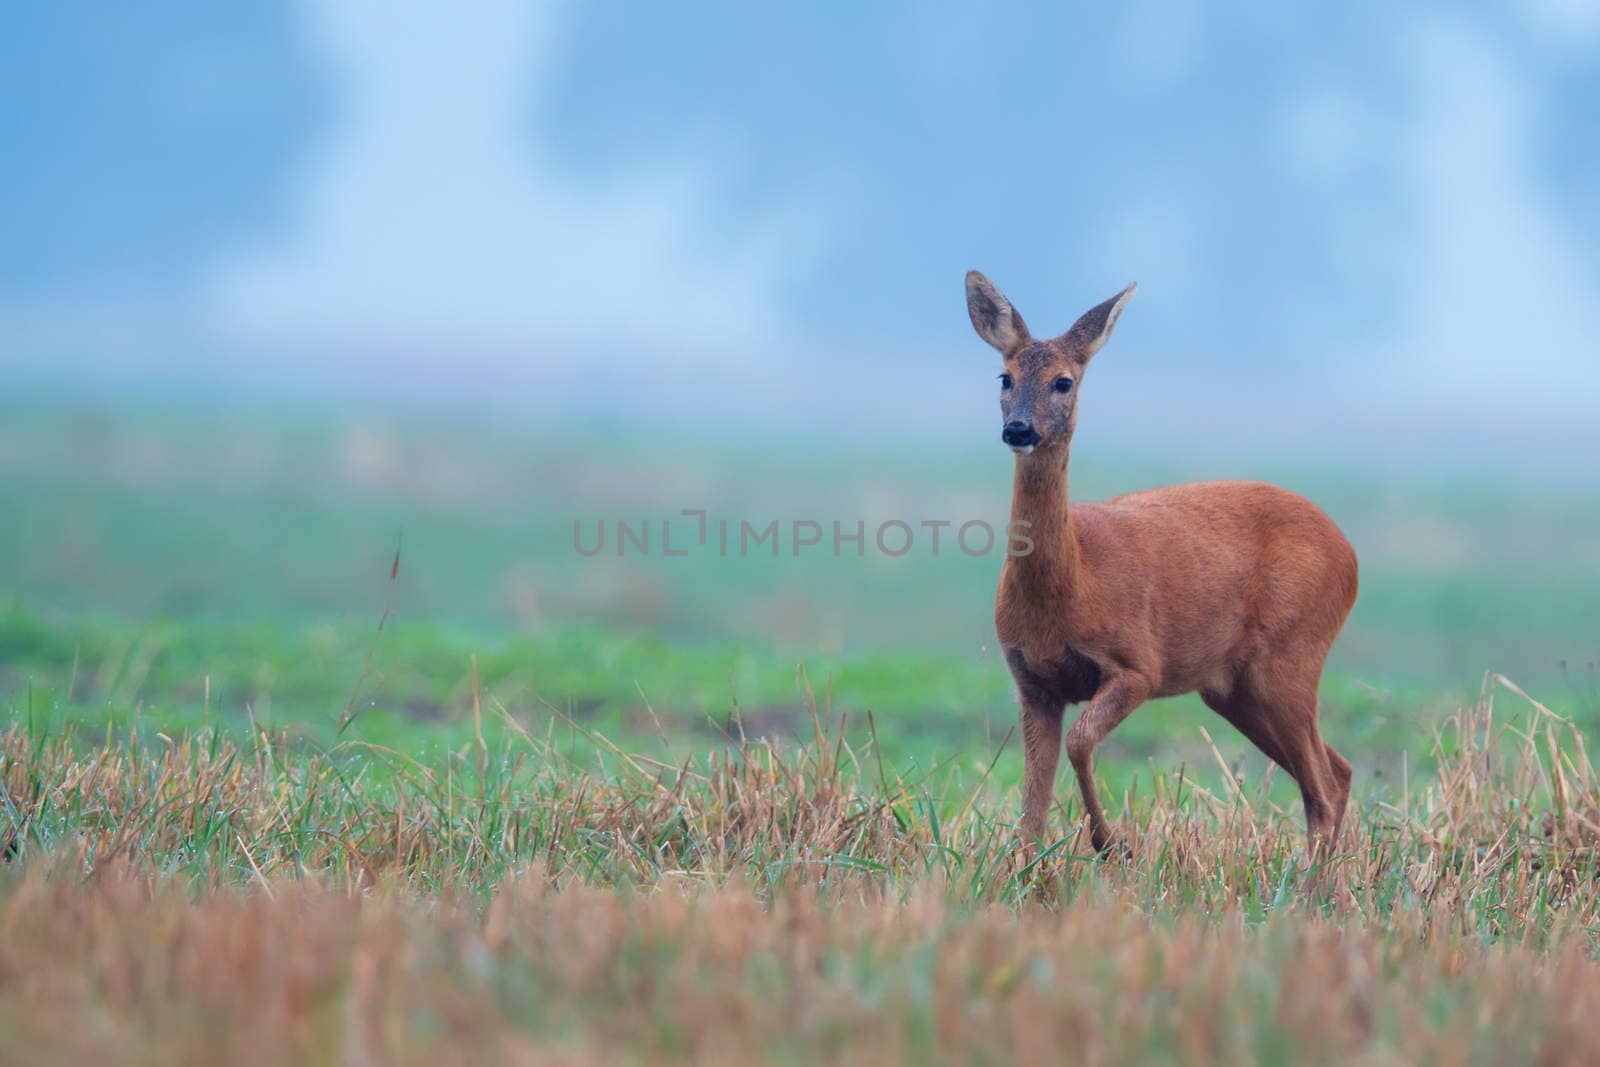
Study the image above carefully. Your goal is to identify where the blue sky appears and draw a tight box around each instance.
[4,1,1597,468]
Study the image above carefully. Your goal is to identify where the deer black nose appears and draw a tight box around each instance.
[1002,421,1039,447]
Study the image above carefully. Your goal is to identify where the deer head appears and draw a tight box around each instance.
[965,271,1136,454]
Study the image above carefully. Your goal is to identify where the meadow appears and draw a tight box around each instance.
[2,401,1599,1064]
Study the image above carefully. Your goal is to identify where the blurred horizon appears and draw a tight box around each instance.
[5,1,1599,477]
[4,399,1597,694]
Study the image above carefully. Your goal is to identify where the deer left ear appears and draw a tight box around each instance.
[1063,282,1136,359]
[965,271,1030,353]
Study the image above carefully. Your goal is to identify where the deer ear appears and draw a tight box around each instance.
[1063,282,1136,359]
[966,271,1030,353]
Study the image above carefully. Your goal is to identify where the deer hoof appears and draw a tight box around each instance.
[1093,834,1133,861]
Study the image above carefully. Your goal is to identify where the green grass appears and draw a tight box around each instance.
[2,655,1595,915]
[0,603,1500,803]
[7,598,1593,861]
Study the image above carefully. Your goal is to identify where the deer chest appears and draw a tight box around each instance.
[1004,643,1103,708]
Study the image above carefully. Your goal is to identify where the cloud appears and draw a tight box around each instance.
[204,0,826,366]
[1383,12,1598,406]
[1094,189,1201,302]
[1114,0,1203,89]
[1281,86,1375,184]
[1515,0,1600,56]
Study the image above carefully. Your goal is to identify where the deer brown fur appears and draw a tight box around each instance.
[966,271,1359,856]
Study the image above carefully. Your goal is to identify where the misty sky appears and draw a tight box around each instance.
[3,1,1597,470]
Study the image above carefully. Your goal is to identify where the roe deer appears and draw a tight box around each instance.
[965,271,1359,856]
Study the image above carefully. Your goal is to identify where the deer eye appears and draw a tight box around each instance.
[998,373,1013,390]
[1053,377,1074,394]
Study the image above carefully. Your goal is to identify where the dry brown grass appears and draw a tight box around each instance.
[1,675,1598,1063]
[2,865,1599,1065]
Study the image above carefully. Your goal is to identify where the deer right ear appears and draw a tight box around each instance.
[966,271,1029,353]
[1063,282,1136,360]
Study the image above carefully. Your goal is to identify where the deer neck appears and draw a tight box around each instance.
[1008,446,1083,598]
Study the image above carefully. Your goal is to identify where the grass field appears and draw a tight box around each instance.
[3,674,1599,1063]
[3,402,1599,1063]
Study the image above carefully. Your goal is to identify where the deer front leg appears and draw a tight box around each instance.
[1065,674,1150,853]
[1018,697,1065,842]
[1007,650,1068,844]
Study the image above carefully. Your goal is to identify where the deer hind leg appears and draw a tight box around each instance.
[1321,741,1354,846]
[1064,675,1150,854]
[1207,665,1347,857]
[1265,651,1352,856]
